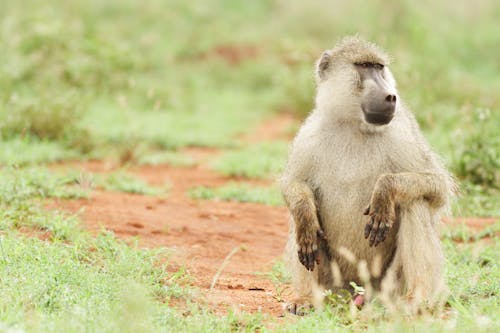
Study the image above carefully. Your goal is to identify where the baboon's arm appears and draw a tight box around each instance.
[373,172,449,209]
[364,172,449,246]
[281,178,324,271]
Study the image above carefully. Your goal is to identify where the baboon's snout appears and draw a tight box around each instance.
[361,87,397,125]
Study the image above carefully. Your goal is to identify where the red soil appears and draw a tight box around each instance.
[49,162,288,316]
[204,44,260,65]
[444,217,498,229]
[241,112,296,143]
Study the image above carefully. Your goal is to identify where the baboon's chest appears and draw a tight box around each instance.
[311,135,419,218]
[311,133,419,188]
[312,145,392,188]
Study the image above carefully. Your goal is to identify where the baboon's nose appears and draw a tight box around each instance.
[361,90,397,125]
[385,94,397,103]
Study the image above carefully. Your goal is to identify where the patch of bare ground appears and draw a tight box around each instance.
[48,161,288,316]
[181,147,221,168]
[16,227,53,242]
[200,44,260,65]
[444,217,498,229]
[45,113,298,315]
[240,112,297,143]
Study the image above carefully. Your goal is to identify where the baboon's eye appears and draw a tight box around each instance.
[355,62,377,68]
[374,63,384,70]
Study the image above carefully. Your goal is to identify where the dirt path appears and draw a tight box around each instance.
[47,113,498,317]
[48,113,297,316]
[51,164,288,315]
[240,112,296,143]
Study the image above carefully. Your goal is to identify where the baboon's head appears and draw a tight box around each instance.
[315,36,398,127]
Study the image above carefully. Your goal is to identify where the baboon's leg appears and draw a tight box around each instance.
[316,237,333,290]
[284,221,317,315]
[381,202,445,305]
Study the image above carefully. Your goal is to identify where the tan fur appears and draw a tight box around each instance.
[280,36,455,313]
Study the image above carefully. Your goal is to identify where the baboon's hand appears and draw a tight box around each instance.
[363,196,396,247]
[297,227,325,271]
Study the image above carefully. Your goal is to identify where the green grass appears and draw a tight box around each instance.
[259,229,499,333]
[189,183,284,206]
[442,221,500,243]
[0,230,270,332]
[0,167,89,202]
[0,165,271,332]
[96,171,168,196]
[0,138,78,165]
[0,0,498,331]
[256,260,292,303]
[134,149,195,167]
[213,142,288,179]
[262,238,500,333]
[453,183,500,218]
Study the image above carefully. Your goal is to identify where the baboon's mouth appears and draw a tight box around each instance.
[362,110,394,125]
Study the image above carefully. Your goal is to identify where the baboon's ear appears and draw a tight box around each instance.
[316,51,332,81]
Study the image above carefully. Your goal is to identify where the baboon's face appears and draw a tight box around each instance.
[355,62,397,126]
[315,41,398,127]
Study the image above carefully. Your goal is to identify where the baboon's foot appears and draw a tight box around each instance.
[285,298,314,316]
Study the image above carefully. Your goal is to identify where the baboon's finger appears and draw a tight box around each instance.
[313,249,320,265]
[382,223,390,240]
[374,224,386,246]
[369,234,376,247]
[364,216,374,239]
[373,224,381,246]
[307,249,315,271]
[364,224,371,239]
[369,218,379,247]
[298,250,306,268]
[302,247,310,271]
[363,205,371,215]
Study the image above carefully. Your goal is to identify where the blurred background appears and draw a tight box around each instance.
[0,0,498,216]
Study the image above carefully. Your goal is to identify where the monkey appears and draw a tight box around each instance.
[280,36,455,315]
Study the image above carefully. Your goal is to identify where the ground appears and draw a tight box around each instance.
[46,114,498,318]
[46,114,294,317]
[0,1,498,332]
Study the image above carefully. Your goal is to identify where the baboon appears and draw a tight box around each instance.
[280,36,455,314]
